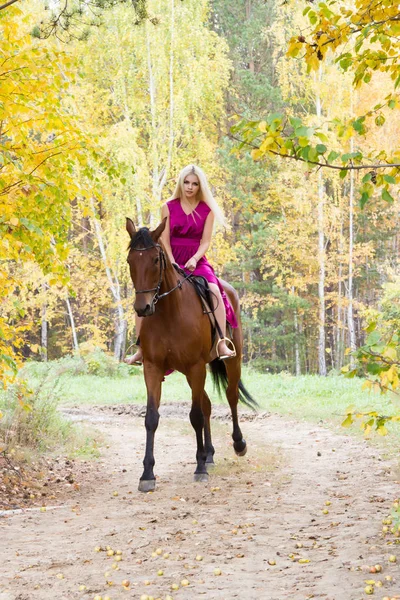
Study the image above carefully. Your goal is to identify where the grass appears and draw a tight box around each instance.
[60,368,400,443]
[3,357,400,453]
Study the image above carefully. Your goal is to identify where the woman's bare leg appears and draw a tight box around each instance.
[125,315,143,364]
[208,283,235,358]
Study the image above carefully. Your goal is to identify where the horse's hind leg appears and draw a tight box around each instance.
[202,391,215,466]
[186,364,208,482]
[225,358,247,456]
[139,363,163,493]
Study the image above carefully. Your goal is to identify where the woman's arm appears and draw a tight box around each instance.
[185,212,214,271]
[160,203,175,264]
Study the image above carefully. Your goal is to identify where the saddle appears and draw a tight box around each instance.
[172,264,226,350]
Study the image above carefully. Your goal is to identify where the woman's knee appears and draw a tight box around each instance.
[208,283,220,296]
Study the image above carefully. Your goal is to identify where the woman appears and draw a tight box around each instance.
[126,164,237,364]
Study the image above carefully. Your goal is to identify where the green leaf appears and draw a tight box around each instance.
[360,192,369,208]
[295,126,314,138]
[339,169,347,179]
[308,147,318,162]
[316,144,327,154]
[367,330,381,345]
[289,117,302,129]
[383,175,396,184]
[382,189,394,203]
[327,150,340,163]
[388,99,396,109]
[365,321,377,333]
[362,173,372,183]
[366,363,382,375]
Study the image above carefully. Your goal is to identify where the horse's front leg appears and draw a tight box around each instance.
[139,362,163,493]
[187,363,208,482]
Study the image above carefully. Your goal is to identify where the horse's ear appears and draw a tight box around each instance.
[151,217,167,242]
[126,217,136,238]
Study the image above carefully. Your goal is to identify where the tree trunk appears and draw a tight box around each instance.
[146,20,159,226]
[90,199,127,360]
[292,287,301,375]
[41,283,48,362]
[66,296,79,353]
[245,0,255,73]
[347,137,357,365]
[158,0,175,194]
[316,65,327,376]
[336,213,344,369]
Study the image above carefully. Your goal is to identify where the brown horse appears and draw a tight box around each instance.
[126,217,257,492]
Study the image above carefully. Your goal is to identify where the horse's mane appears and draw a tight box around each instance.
[128,227,156,251]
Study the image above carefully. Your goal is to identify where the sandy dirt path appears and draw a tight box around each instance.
[1,405,399,600]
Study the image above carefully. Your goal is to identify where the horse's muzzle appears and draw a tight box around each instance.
[135,303,155,317]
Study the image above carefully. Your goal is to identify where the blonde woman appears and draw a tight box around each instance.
[126,165,237,365]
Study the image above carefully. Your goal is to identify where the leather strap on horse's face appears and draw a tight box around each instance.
[130,244,192,309]
[131,243,166,307]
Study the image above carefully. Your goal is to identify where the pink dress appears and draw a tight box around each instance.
[167,198,238,328]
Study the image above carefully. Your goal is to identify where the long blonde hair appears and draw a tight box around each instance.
[170,165,227,227]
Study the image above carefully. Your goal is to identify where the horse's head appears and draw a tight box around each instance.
[126,217,167,316]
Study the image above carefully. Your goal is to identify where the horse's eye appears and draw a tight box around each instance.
[154,257,159,264]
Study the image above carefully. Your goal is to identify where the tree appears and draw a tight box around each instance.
[0,5,109,381]
[234,1,400,206]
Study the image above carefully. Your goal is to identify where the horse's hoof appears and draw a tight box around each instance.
[194,473,208,483]
[234,439,247,456]
[138,479,156,493]
[235,446,247,457]
[206,461,215,470]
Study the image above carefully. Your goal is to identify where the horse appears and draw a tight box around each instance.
[126,217,257,492]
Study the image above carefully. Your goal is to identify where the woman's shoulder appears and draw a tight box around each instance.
[198,201,211,215]
[166,198,180,207]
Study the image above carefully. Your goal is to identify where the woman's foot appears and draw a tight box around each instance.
[124,348,143,365]
[216,338,236,360]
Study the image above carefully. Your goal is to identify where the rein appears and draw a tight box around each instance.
[131,243,192,306]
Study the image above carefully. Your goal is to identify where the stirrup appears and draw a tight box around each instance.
[216,337,236,361]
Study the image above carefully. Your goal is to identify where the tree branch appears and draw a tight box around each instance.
[0,0,19,11]
[228,132,400,171]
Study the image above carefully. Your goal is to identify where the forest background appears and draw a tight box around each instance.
[2,0,400,387]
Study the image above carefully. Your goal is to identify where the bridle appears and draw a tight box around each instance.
[130,243,192,308]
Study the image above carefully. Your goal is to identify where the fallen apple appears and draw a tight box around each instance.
[181,579,190,587]
[374,564,382,573]
[214,568,222,576]
[364,585,374,595]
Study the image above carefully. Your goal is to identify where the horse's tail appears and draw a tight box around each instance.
[209,359,258,410]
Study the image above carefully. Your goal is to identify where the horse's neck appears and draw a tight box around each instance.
[159,259,184,308]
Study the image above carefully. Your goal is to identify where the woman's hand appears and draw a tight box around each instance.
[185,256,198,272]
